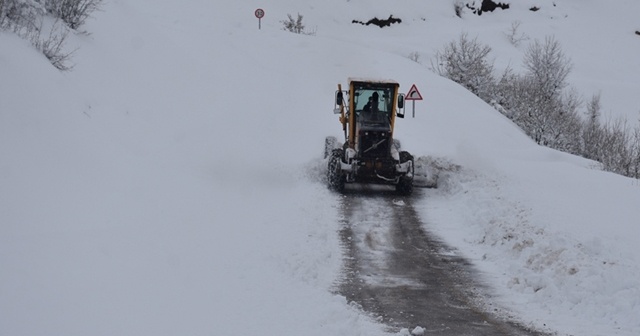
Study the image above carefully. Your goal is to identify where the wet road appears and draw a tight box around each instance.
[336,187,548,335]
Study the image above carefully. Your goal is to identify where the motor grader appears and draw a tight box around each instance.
[325,78,414,195]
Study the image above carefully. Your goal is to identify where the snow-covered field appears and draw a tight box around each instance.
[1,1,639,335]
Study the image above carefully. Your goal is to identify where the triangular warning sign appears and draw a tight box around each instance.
[405,84,423,100]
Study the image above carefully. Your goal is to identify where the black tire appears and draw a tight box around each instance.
[327,149,345,192]
[324,136,337,159]
[396,151,414,195]
[396,176,413,195]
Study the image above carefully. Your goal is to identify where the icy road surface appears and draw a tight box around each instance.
[336,187,549,336]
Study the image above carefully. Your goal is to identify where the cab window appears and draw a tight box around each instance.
[354,86,393,123]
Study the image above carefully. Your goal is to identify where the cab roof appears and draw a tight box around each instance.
[348,77,399,86]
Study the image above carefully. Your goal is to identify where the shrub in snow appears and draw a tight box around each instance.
[578,93,640,177]
[579,95,640,177]
[2,0,101,31]
[0,0,45,29]
[1,0,101,70]
[31,19,75,70]
[432,33,495,103]
[407,51,420,63]
[46,0,102,30]
[1,5,75,71]
[281,13,315,35]
[599,117,634,176]
[505,20,529,47]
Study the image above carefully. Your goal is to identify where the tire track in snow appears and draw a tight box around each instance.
[336,187,548,335]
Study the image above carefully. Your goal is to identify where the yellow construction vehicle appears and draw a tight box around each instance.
[325,78,414,194]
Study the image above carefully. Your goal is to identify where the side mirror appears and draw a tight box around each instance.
[334,90,348,114]
[334,91,344,114]
[396,93,405,118]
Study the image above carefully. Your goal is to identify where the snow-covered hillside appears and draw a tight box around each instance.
[2,1,639,335]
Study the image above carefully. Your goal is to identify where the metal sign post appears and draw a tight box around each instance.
[404,84,423,118]
[255,8,265,29]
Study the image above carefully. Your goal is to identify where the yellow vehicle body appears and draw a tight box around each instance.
[328,78,413,194]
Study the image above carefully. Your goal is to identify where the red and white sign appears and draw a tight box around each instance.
[405,84,423,100]
[255,8,265,19]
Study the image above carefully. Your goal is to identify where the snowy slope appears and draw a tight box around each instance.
[2,1,640,335]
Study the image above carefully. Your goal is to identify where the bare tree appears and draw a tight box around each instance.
[432,33,495,102]
[515,36,574,146]
[600,117,632,176]
[523,36,572,102]
[631,118,640,178]
[581,94,603,160]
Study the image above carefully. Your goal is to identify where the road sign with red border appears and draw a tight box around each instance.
[255,8,265,19]
[405,84,423,100]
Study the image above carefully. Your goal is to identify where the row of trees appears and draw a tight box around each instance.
[432,33,640,179]
[1,0,102,70]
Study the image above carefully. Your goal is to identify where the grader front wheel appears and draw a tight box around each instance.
[327,149,345,192]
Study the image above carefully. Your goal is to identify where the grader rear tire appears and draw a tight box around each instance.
[396,151,414,195]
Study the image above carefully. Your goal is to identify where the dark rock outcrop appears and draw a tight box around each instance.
[352,15,402,28]
[467,0,510,16]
